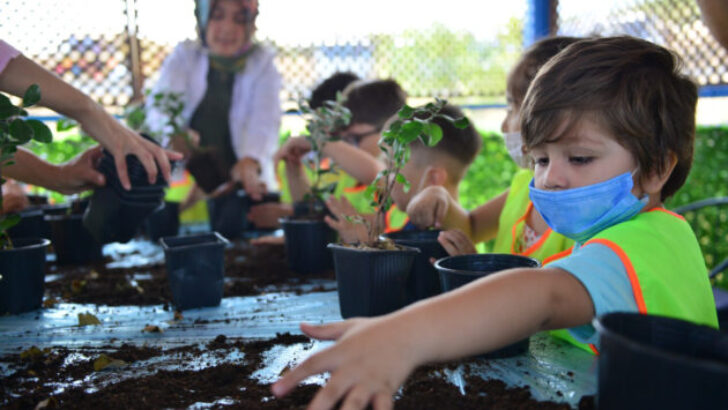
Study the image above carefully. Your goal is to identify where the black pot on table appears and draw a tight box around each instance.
[0,238,51,314]
[144,201,181,242]
[47,213,104,265]
[160,232,228,311]
[207,190,281,240]
[329,242,419,318]
[594,312,728,410]
[7,209,45,241]
[280,217,336,274]
[381,230,447,304]
[434,253,540,358]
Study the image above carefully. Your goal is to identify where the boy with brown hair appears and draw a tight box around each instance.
[272,36,718,409]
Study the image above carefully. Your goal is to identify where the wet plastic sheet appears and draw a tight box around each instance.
[0,239,596,408]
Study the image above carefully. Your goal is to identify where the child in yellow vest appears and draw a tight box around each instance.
[407,36,580,263]
[323,104,482,243]
[272,36,719,407]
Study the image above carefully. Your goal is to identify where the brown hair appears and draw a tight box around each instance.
[521,36,698,200]
[343,79,407,131]
[507,36,582,106]
[410,104,482,180]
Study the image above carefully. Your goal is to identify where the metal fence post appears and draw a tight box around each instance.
[524,0,557,47]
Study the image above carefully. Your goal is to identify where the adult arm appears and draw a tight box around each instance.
[697,0,728,50]
[0,52,181,189]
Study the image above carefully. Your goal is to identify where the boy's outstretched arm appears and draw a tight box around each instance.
[321,141,384,185]
[272,267,594,410]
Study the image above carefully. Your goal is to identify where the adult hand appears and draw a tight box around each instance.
[273,137,312,165]
[272,318,417,410]
[406,186,450,229]
[438,229,477,256]
[247,202,293,229]
[231,157,266,201]
[79,107,182,190]
[323,197,369,244]
[1,180,29,214]
[48,145,106,195]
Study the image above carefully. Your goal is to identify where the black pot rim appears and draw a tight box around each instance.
[593,312,728,372]
[434,253,540,276]
[0,237,51,253]
[159,231,229,250]
[380,230,442,244]
[327,242,421,255]
[45,214,83,222]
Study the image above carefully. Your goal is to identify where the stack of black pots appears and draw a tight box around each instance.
[83,139,168,244]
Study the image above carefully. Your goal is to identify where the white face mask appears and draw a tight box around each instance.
[503,131,529,168]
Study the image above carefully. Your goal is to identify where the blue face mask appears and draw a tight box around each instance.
[528,171,648,243]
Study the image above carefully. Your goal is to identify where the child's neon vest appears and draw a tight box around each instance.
[547,208,719,354]
[493,169,574,262]
[384,205,410,233]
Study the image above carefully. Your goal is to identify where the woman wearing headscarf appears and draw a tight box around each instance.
[145,0,281,204]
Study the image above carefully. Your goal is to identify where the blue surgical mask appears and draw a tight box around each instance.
[528,171,648,243]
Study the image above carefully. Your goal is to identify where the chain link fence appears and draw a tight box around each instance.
[556,0,728,87]
[1,0,726,112]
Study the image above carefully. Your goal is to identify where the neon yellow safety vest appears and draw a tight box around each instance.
[493,169,574,263]
[384,205,410,233]
[276,159,373,213]
[547,208,719,354]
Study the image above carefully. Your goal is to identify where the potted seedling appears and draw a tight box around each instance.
[0,84,53,314]
[149,91,228,194]
[329,99,468,318]
[434,253,540,357]
[279,97,350,274]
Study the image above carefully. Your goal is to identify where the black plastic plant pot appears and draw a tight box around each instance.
[382,230,447,304]
[7,209,45,241]
[329,243,419,318]
[280,218,336,274]
[434,254,540,358]
[83,187,163,244]
[208,190,281,239]
[293,199,329,219]
[47,214,104,265]
[160,232,228,311]
[0,238,50,314]
[594,312,728,410]
[144,201,180,242]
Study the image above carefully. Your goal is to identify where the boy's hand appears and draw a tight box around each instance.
[406,186,451,229]
[324,197,369,244]
[274,137,312,165]
[231,157,266,201]
[247,202,293,229]
[250,235,285,245]
[1,180,29,214]
[272,318,418,410]
[438,229,477,256]
[53,145,107,194]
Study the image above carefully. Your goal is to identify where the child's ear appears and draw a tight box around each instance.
[639,152,677,196]
[425,166,448,187]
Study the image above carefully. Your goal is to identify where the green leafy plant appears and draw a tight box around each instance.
[298,95,351,217]
[361,98,469,245]
[0,84,53,249]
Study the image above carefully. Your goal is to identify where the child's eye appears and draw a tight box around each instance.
[569,156,594,165]
[533,157,549,167]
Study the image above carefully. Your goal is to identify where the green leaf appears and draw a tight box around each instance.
[395,173,408,185]
[400,121,423,143]
[0,214,21,231]
[56,117,79,132]
[398,105,415,119]
[22,84,41,107]
[27,120,53,143]
[0,93,12,108]
[454,117,470,129]
[427,123,443,146]
[9,119,32,143]
[0,105,18,120]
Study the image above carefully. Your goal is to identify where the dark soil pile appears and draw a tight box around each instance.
[43,242,335,307]
[1,334,594,410]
